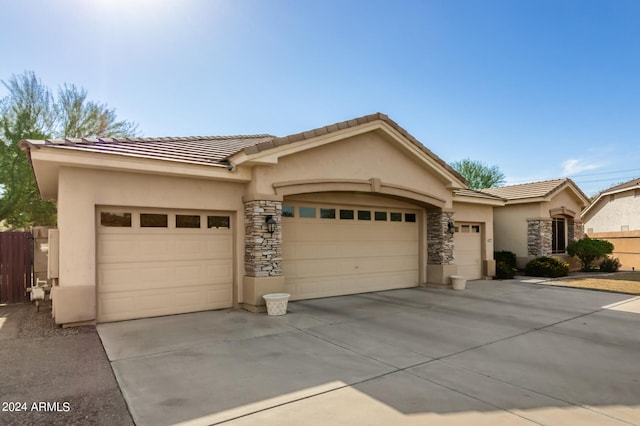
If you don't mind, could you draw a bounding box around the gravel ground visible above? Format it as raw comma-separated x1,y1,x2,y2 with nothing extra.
0,302,134,426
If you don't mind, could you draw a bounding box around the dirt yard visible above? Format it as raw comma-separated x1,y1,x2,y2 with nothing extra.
561,272,640,295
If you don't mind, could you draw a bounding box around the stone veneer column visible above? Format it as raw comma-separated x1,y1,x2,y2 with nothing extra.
244,200,282,277
568,219,584,242
242,195,286,313
527,219,552,257
426,211,457,285
427,211,455,264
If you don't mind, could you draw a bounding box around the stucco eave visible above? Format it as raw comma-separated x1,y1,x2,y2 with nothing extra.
26,147,252,200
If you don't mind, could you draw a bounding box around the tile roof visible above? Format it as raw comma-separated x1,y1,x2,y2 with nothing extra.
597,177,640,194
454,189,506,200
19,112,466,184
21,135,275,167
481,178,580,201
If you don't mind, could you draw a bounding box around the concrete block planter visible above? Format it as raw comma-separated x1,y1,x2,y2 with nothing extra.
450,275,467,291
263,293,290,316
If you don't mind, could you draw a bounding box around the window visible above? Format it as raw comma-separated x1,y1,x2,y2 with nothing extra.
405,213,416,223
460,225,470,232
390,212,402,222
320,208,336,219
299,207,316,218
374,211,387,221
140,213,168,228
551,218,566,254
340,209,354,220
282,206,295,217
176,215,200,228
358,210,371,221
101,212,131,227
471,225,480,233
208,215,230,229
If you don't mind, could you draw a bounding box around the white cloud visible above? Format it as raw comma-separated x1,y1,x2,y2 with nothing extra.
561,159,602,176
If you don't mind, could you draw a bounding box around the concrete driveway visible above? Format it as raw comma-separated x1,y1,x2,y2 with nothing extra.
97,280,640,426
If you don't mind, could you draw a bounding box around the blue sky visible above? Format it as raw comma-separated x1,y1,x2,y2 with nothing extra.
1,0,639,196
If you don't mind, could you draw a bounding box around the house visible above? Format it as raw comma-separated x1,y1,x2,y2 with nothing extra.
20,113,498,326
582,177,640,270
482,179,589,269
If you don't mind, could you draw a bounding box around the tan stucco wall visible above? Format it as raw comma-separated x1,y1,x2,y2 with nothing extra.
589,231,640,270
250,132,454,209
547,188,584,216
492,204,536,260
56,167,246,322
585,191,640,233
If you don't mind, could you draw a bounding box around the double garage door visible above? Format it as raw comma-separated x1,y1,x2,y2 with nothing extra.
282,202,420,300
96,208,233,323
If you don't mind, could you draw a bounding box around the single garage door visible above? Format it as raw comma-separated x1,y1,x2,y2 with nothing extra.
454,223,482,280
96,208,233,322
282,202,419,300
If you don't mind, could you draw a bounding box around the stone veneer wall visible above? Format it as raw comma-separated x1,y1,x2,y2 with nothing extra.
244,200,282,277
527,219,552,256
568,219,584,242
427,211,454,264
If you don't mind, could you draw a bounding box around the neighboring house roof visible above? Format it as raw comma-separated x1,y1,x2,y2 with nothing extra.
582,176,640,220
20,112,467,185
481,178,589,206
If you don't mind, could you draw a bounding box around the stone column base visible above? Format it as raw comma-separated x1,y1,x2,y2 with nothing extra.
425,264,458,287
242,275,286,313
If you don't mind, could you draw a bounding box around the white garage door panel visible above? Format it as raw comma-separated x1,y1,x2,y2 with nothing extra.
99,259,233,292
285,255,417,278
283,239,416,259
97,209,233,323
99,234,231,263
454,228,482,280
292,270,417,300
283,203,419,301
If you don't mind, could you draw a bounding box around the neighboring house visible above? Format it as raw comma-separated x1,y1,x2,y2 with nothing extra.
582,177,640,270
20,113,498,326
483,179,589,269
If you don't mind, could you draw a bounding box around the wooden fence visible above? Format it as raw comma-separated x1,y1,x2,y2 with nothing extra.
0,231,33,304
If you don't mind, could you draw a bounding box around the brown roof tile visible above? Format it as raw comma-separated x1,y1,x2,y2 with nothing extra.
22,135,274,167
481,178,588,202
598,177,640,194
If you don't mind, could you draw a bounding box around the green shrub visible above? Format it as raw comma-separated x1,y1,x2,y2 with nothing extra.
599,256,621,272
525,256,570,278
495,260,517,279
494,251,517,269
567,237,614,272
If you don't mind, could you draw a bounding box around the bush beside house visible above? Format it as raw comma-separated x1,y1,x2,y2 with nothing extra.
494,250,517,279
566,237,614,272
525,256,570,278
